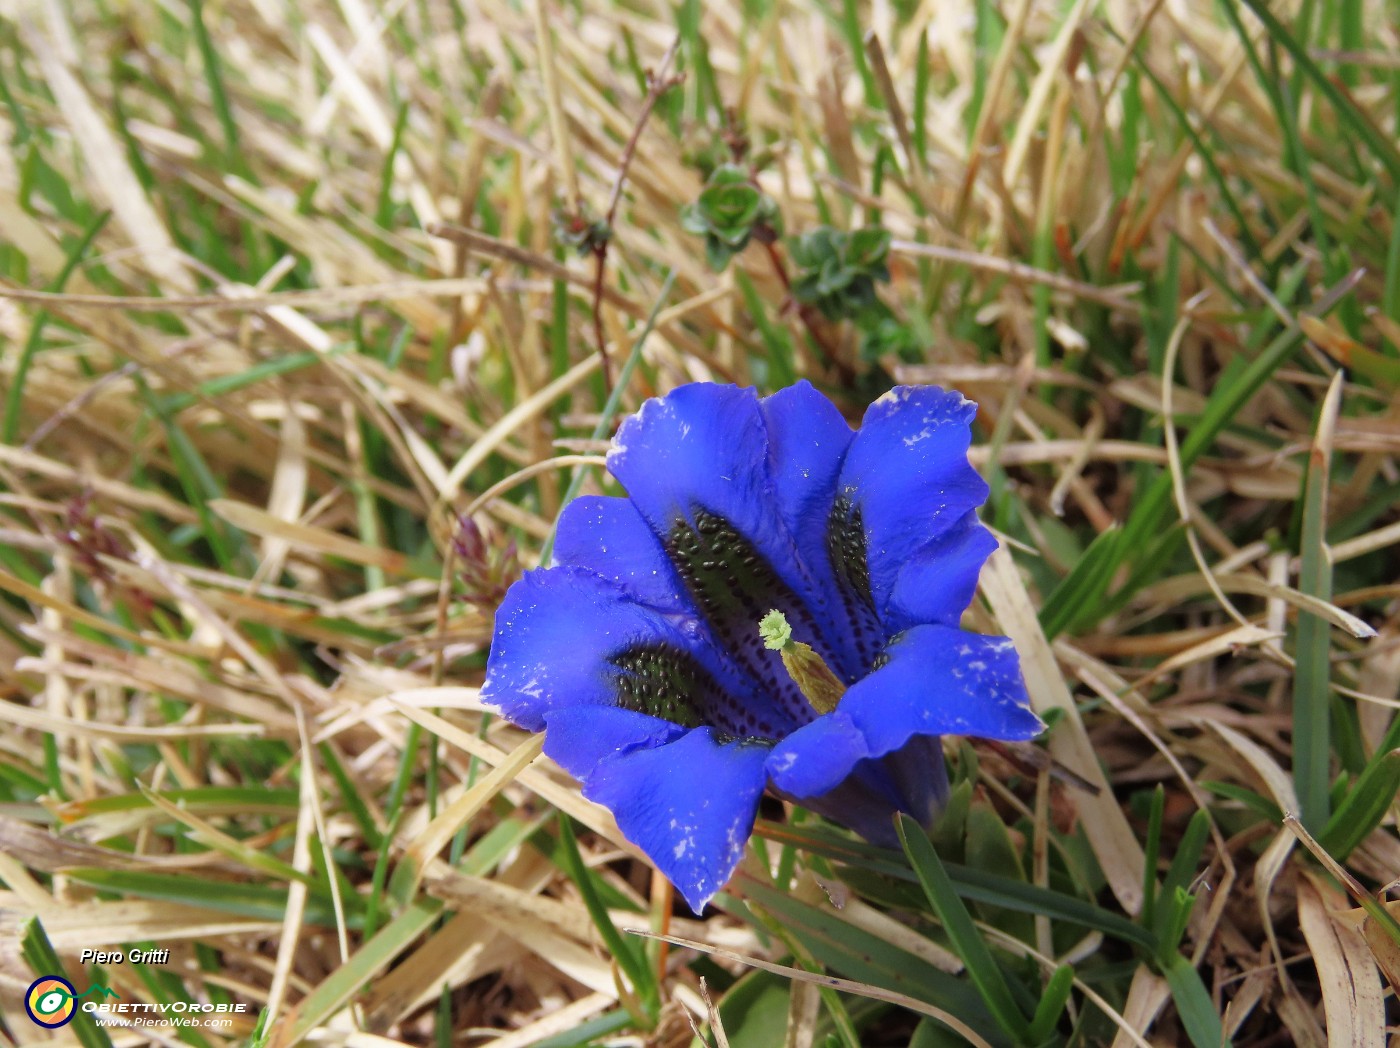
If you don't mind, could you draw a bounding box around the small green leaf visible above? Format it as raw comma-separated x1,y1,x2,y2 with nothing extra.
705,236,736,272
788,224,896,327
847,227,891,270
1024,964,1075,1045
1160,808,1210,902
713,970,792,1048
701,182,762,231
1162,952,1232,1048
706,163,751,188
679,202,709,235
679,164,781,272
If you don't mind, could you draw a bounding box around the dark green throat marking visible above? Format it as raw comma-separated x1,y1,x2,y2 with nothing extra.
608,641,783,738
608,643,709,727
825,494,883,668
664,508,831,725
666,509,803,626
826,495,874,609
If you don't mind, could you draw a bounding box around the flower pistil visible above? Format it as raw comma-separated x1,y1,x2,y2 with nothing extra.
759,609,846,715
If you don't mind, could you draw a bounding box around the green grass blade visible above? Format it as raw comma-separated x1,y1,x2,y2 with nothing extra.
319,743,384,850
1024,964,1074,1046
1295,376,1343,830
838,0,878,106
1159,809,1210,904
279,898,443,1044
3,209,110,445
58,785,299,818
138,379,239,569
1140,785,1165,929
1162,952,1231,1048
756,819,1156,949
1052,319,1308,635
62,867,356,927
1237,0,1400,181
736,877,1003,1033
530,1009,634,1046
556,814,659,1020
187,0,243,170
1038,526,1121,638
156,350,331,413
896,813,1029,1041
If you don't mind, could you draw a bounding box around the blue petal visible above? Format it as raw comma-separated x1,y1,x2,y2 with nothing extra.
606,383,845,713
780,749,946,847
483,567,676,731
552,495,691,611
884,512,999,632
767,624,1043,800
607,385,822,606
876,736,949,827
582,727,772,912
837,386,990,625
765,710,870,799
542,706,686,782
607,384,787,562
777,772,906,846
760,381,880,676
759,380,853,560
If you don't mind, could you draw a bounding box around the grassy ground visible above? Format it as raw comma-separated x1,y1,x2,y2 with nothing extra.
0,0,1398,1044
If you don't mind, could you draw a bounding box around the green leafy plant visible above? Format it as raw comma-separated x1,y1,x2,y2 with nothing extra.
789,225,891,320
680,163,783,270
789,225,919,360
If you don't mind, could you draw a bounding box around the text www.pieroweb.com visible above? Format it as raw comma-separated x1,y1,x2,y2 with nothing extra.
85,1001,248,1028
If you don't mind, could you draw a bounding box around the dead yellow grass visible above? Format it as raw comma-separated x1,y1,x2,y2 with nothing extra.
0,0,1397,1045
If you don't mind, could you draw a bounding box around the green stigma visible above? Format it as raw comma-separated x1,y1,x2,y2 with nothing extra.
759,609,792,650
759,609,846,715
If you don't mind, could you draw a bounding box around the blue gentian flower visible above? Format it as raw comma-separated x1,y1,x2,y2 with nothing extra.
481,382,1043,912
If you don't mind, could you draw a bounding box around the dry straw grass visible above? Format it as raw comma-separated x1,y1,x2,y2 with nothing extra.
0,0,1397,1044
